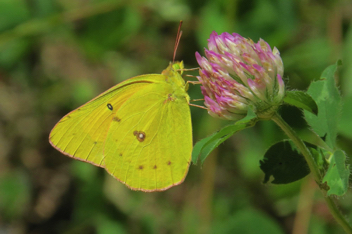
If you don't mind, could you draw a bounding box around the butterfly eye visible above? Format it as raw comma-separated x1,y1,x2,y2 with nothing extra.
107,103,113,110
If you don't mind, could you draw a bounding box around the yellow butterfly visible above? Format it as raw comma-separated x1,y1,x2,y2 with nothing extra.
49,60,192,192
49,21,197,192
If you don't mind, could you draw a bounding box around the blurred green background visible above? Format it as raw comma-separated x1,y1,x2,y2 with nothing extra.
1,0,352,233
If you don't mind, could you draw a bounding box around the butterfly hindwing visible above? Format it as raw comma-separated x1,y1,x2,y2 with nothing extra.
103,78,192,191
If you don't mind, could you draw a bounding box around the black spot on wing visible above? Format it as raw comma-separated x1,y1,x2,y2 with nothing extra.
107,103,113,110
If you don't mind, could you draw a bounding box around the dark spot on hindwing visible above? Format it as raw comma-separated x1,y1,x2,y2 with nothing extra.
133,131,146,142
119,153,123,156
107,103,113,110
153,165,157,169
167,161,171,165
138,165,144,170
113,116,121,122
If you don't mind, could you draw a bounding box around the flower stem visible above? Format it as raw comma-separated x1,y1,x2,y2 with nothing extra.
271,112,352,234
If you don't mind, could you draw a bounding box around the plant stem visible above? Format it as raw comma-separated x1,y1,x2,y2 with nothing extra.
271,112,352,234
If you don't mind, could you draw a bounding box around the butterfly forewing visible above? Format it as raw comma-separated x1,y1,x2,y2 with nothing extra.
49,75,165,167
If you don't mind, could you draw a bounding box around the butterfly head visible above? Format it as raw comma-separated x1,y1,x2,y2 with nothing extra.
162,61,188,93
162,61,184,76
171,61,184,75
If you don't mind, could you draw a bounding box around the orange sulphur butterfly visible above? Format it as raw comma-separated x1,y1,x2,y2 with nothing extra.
49,24,192,192
49,61,192,192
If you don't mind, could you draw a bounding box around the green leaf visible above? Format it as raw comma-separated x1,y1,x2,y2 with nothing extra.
337,95,352,139
259,140,316,184
283,90,318,115
191,134,214,165
198,123,248,165
322,150,350,196
192,123,250,165
192,110,257,165
304,60,342,150
310,147,328,172
236,106,257,124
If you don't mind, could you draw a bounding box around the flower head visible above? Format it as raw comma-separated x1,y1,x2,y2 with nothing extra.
196,32,285,120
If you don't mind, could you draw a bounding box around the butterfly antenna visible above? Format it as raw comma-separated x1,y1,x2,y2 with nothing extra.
173,20,183,63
